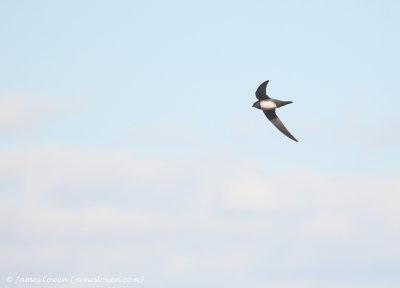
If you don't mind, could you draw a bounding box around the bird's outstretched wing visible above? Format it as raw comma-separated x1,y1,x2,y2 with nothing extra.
255,80,270,100
263,110,298,142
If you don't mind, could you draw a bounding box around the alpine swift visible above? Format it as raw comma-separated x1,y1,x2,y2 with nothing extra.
252,80,298,142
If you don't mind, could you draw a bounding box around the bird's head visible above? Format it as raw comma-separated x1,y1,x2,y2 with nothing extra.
252,101,260,108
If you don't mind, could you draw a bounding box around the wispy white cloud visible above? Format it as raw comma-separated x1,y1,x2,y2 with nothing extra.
163,251,250,276
0,146,399,283
222,172,303,212
0,93,83,134
1,147,399,237
299,213,352,237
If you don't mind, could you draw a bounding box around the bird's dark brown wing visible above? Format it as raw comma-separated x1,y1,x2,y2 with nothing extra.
255,80,270,100
263,110,298,142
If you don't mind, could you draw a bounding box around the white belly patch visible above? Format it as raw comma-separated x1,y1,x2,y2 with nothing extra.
260,100,277,110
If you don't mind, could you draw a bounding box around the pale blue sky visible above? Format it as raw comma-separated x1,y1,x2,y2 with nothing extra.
0,1,399,287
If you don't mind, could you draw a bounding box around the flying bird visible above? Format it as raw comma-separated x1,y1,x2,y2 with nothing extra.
252,80,298,142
